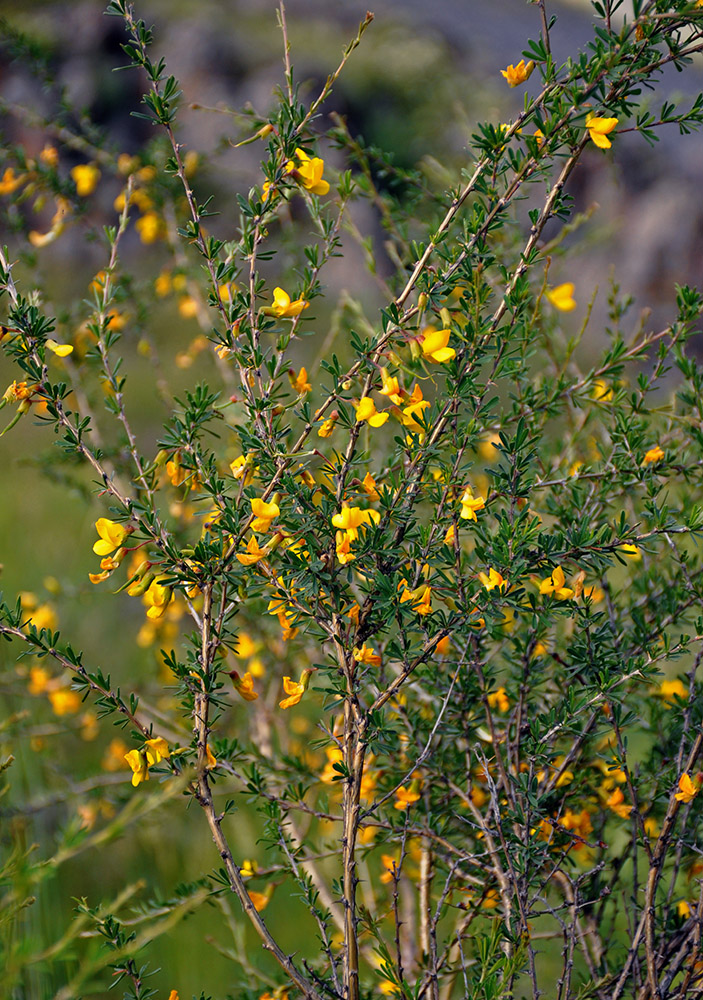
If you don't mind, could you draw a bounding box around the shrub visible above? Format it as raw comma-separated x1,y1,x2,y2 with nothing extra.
3,2,703,998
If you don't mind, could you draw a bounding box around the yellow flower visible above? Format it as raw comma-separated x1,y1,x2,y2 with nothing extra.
478,568,506,592
487,687,510,713
398,580,433,616
317,410,338,437
675,772,699,804
459,488,486,521
678,901,693,919
394,780,422,810
250,497,280,531
380,854,399,884
178,295,198,318
230,670,259,701
659,679,687,704
28,665,51,695
236,534,268,566
361,471,380,501
230,453,257,485
400,384,430,432
500,59,535,87
135,211,165,244
142,579,174,620
279,669,315,709
288,366,311,394
420,326,456,363
606,786,632,818
356,395,389,427
353,644,382,666
3,380,34,403
124,740,170,787
539,566,574,600
248,886,274,912
331,504,380,541
592,379,614,402
335,531,355,565
93,518,130,556
48,688,81,716
0,167,28,195
269,286,309,318
240,858,258,878
379,368,403,404
435,635,451,657
124,748,150,786
620,543,641,560
642,445,664,465
71,163,101,196
286,147,330,195
545,282,576,312
145,737,170,764
46,338,74,357
102,738,129,772
29,196,71,247
443,524,455,545
585,112,619,149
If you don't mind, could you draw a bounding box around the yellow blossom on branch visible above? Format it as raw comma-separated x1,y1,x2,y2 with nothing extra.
675,773,699,804
400,384,430,432
642,445,664,465
356,396,389,427
331,504,380,541
288,366,311,394
268,286,309,318
48,687,81,716
398,580,433,616
317,410,338,437
236,534,268,566
142,579,174,620
479,568,506,592
230,670,259,701
606,786,632,818
620,543,641,560
380,854,399,884
585,112,619,149
124,737,170,787
247,885,274,912
500,59,535,87
420,326,456,364
353,644,382,666
361,471,380,501
545,283,576,312
459,488,485,521
0,167,29,196
71,163,101,196
394,779,422,810
487,687,510,713
335,531,355,565
659,678,687,705
379,368,403,405
279,669,315,709
250,496,280,531
93,518,131,556
135,211,165,244
539,566,574,600
285,147,330,195
46,338,74,357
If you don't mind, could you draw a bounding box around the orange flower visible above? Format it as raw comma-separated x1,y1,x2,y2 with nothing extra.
230,670,259,702
675,773,699,804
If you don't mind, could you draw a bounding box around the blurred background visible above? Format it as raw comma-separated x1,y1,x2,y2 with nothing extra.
1,1,703,996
